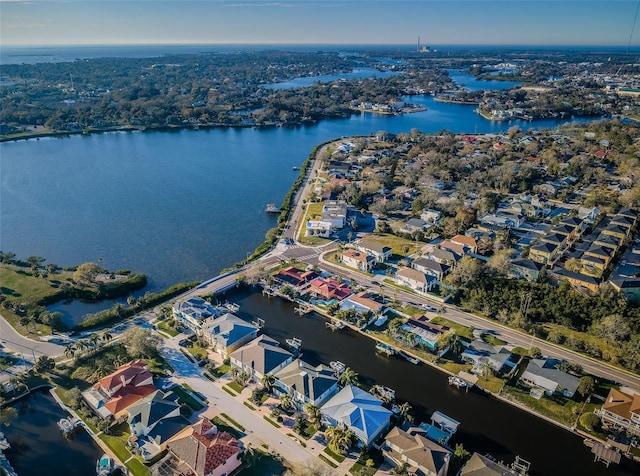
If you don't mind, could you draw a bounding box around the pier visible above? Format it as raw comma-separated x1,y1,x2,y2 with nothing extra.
266,203,281,214
57,417,83,436
294,304,312,316
262,287,277,298
286,337,302,351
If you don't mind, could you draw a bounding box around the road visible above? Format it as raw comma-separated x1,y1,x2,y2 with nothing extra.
0,314,65,360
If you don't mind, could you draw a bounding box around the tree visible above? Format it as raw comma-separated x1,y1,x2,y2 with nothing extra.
324,425,355,455
261,374,275,394
339,367,360,387
577,376,595,398
0,397,18,427
304,402,321,425
395,402,414,424
120,327,161,358
293,413,307,434
437,330,463,356
279,389,296,411
589,314,631,342
34,355,55,374
73,262,100,285
579,412,602,432
240,444,261,468
529,346,542,359
64,343,76,359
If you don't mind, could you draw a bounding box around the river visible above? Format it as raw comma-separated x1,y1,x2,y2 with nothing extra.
2,389,103,476
226,287,637,476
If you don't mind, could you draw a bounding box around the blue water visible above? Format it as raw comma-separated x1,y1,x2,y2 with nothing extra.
266,67,399,89
449,69,522,91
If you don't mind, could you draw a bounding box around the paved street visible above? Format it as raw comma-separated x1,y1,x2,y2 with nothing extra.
0,314,65,360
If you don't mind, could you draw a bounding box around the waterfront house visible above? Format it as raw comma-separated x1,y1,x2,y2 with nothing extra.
461,340,515,374
356,239,392,264
402,315,448,350
340,291,385,314
127,390,190,460
412,257,448,281
520,358,579,397
165,418,242,476
272,266,319,293
595,388,640,436
382,426,451,476
201,313,258,358
510,258,543,282
395,267,436,294
173,297,220,333
342,249,376,272
274,359,339,408
229,335,294,383
320,384,392,447
460,453,519,476
83,359,157,420
308,277,352,301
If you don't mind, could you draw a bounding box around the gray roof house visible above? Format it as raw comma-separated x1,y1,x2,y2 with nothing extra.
510,258,543,282
274,359,338,408
356,239,392,263
429,249,459,267
461,340,515,374
412,257,449,281
172,296,221,332
229,335,294,382
321,384,392,447
520,358,579,397
202,313,258,358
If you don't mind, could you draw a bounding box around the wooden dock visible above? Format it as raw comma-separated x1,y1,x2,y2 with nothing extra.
326,320,346,331
294,304,312,316
375,342,396,357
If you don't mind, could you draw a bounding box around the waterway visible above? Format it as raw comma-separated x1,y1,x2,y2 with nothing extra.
2,389,103,476
226,287,637,476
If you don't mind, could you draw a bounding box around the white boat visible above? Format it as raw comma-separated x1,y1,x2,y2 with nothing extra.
57,417,82,435
330,360,346,375
286,337,302,350
223,302,240,313
448,375,468,389
96,454,114,475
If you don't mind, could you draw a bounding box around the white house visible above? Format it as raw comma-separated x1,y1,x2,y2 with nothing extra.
356,239,392,264
306,220,333,238
342,249,375,272
172,297,221,333
321,200,348,228
395,267,435,294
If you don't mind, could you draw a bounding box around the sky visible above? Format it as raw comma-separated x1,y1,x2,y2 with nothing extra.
1,0,639,47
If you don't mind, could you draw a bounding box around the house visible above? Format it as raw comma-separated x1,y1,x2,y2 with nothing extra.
420,209,441,225
602,224,630,241
616,208,638,223
510,258,543,282
520,358,580,397
551,267,601,293
272,266,319,292
412,257,448,281
539,233,567,247
340,291,385,314
595,388,640,436
83,360,157,419
593,233,623,252
549,224,577,241
165,418,242,476
429,249,459,267
439,240,466,257
583,244,613,268
306,220,333,238
356,239,392,264
559,215,583,229
274,360,339,408
308,277,352,300
382,427,451,476
127,390,190,460
395,267,435,294
580,254,606,276
320,384,392,447
229,335,294,383
202,313,258,358
342,249,375,272
173,297,220,333
461,340,515,374
529,242,559,265
577,206,600,223
402,315,448,350
404,218,428,233
610,214,635,231
321,200,348,228
609,278,640,304
460,453,519,476
451,234,478,254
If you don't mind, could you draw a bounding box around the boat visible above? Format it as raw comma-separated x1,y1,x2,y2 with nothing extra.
223,302,240,313
96,454,114,475
330,360,346,375
292,166,301,170
375,341,395,356
326,320,345,331
373,385,396,401
448,375,468,389
266,203,281,213
57,417,82,435
399,351,420,365
286,337,302,350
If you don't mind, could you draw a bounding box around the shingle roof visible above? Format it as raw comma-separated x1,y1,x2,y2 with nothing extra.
384,427,451,474
126,390,180,429
602,389,640,420
229,335,293,376
460,452,518,476
275,360,337,403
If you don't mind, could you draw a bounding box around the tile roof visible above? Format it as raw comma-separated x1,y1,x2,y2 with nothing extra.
96,359,152,394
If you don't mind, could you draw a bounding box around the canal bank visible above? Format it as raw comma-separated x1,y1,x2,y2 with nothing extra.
221,286,637,476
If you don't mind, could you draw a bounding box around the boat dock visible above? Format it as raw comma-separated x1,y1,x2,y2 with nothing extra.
399,350,420,364
222,301,240,313
266,203,281,213
286,337,302,351
373,385,396,402
294,304,313,316
330,360,346,375
262,287,277,298
251,317,265,329
57,417,83,436
375,341,396,357
326,320,346,331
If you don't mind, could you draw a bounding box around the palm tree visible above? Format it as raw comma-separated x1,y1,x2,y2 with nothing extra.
240,444,260,468
261,374,275,394
76,339,88,356
279,389,296,411
64,343,76,359
101,331,113,345
304,402,321,425
339,367,360,387
478,358,494,378
396,402,414,424
325,426,355,455
90,333,101,349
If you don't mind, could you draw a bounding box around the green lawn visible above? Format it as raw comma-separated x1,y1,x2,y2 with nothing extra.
501,384,583,426
263,415,280,428
187,344,208,361
482,334,507,346
319,454,339,468
227,381,245,394
350,462,378,476
323,447,346,463
238,451,288,476
211,416,244,438
125,457,150,476
220,412,246,431
431,317,474,340
171,385,205,410
157,320,180,337
0,266,71,302
361,233,422,258
99,422,132,463
0,354,20,370
477,374,505,393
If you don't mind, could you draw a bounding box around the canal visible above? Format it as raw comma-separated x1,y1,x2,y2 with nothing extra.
225,287,637,476
3,389,102,476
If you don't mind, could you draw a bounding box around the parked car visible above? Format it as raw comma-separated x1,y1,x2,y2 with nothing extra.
198,359,209,367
